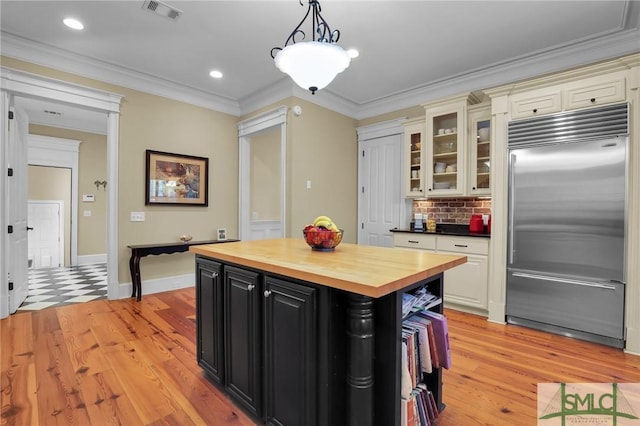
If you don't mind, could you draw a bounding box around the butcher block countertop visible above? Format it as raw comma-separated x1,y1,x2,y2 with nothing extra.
189,238,466,298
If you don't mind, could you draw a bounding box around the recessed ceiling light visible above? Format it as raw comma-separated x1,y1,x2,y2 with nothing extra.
209,70,223,79
347,49,360,59
63,18,84,30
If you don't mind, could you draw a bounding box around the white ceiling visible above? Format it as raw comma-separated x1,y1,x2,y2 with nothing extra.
1,1,639,133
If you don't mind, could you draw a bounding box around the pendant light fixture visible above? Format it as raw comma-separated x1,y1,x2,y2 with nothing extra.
271,0,351,95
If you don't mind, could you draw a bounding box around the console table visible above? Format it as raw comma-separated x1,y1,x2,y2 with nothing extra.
128,239,238,301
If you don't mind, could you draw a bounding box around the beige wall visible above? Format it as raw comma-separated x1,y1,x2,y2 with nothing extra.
250,130,281,221
29,125,108,258
2,56,239,285
287,99,358,241
27,165,71,266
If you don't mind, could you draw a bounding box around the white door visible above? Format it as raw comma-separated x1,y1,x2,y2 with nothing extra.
358,133,403,247
8,107,29,313
28,201,63,269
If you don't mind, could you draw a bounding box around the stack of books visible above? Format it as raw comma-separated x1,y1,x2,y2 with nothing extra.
402,287,442,319
402,385,439,426
401,308,451,426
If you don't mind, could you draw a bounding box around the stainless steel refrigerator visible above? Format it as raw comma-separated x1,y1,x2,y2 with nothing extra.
506,103,628,348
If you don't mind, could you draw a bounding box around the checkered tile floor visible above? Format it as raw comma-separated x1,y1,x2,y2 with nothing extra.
18,263,107,311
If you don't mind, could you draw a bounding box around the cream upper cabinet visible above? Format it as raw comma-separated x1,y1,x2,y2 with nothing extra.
509,71,627,120
402,119,425,198
425,98,466,196
563,72,626,111
467,103,492,196
510,87,562,120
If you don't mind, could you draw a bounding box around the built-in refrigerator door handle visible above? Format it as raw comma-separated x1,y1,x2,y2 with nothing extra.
512,272,618,290
508,153,517,265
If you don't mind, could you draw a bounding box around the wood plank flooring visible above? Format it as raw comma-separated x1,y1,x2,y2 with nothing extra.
2,288,639,425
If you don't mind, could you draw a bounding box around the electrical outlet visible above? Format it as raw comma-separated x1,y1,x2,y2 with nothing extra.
130,212,145,222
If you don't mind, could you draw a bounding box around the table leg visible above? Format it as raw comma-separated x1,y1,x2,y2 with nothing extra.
347,293,375,425
133,256,142,301
129,253,137,298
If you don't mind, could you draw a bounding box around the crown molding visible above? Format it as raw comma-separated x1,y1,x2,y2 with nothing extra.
350,26,640,120
2,20,639,122
238,76,360,119
1,32,242,116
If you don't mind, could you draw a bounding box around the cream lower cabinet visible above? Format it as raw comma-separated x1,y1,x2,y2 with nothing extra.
393,233,489,315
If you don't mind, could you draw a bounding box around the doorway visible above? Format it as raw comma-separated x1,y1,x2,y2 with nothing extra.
0,67,122,319
238,106,288,240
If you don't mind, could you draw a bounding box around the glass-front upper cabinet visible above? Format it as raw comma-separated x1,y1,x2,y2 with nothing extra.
403,118,425,197
424,97,466,196
468,103,491,196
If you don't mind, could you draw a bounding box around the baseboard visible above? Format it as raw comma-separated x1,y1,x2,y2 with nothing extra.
117,273,195,299
77,253,107,265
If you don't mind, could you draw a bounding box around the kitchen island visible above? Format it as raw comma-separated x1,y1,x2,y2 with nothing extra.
190,238,466,426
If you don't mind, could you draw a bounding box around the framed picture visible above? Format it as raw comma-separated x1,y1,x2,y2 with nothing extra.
217,228,227,241
145,150,208,206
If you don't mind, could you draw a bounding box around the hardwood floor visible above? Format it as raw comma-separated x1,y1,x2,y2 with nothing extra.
2,288,639,425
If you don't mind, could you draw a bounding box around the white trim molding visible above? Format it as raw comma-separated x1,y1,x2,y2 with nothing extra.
77,254,108,265
118,273,195,299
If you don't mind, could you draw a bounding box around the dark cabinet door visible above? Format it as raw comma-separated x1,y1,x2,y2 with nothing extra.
224,266,262,417
195,257,224,384
263,276,317,426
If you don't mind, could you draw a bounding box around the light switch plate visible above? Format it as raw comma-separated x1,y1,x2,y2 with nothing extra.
130,212,145,222
82,194,95,202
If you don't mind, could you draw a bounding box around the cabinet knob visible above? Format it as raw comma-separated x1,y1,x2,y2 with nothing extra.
247,284,255,291
264,290,271,298
211,272,219,278
533,108,538,113
472,186,476,190
590,98,596,103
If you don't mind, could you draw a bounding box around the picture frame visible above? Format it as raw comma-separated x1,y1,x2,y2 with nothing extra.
217,228,227,241
145,150,208,206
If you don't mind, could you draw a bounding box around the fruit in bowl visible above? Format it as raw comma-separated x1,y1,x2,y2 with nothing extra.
303,215,344,251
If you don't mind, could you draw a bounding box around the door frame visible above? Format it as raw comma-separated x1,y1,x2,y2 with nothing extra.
356,119,410,245
237,106,288,241
1,67,122,318
28,200,64,269
28,135,81,265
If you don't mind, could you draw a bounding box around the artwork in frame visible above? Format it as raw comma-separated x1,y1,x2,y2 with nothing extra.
145,150,208,206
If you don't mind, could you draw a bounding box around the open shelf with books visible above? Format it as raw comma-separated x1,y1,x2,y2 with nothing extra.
373,273,447,426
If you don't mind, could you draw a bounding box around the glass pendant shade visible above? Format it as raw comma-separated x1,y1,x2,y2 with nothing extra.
274,41,351,94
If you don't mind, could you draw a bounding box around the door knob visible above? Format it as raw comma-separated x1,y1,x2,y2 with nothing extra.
26,226,34,231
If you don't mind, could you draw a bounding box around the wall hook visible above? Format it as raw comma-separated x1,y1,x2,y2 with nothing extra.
94,180,107,190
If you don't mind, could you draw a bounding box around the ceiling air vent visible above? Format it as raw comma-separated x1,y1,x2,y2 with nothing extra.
142,0,183,22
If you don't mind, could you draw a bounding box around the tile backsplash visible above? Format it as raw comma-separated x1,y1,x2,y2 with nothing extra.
413,197,492,224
